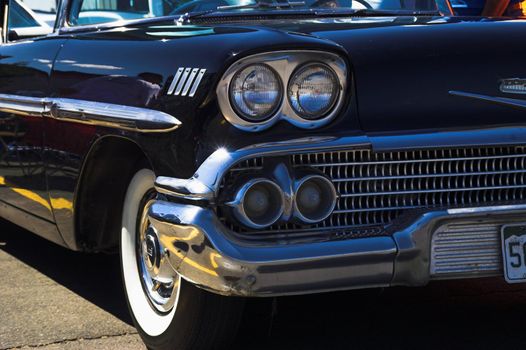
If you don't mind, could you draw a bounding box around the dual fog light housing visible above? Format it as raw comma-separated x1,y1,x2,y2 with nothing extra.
225,171,338,229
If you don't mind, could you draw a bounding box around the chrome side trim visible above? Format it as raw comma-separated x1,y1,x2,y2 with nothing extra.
216,51,348,132
0,94,181,133
48,98,181,133
449,90,526,111
0,94,45,117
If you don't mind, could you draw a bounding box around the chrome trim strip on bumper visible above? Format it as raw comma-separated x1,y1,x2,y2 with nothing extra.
148,202,526,297
0,94,181,133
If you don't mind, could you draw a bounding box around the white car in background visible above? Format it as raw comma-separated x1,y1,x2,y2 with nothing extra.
21,0,58,27
9,0,53,39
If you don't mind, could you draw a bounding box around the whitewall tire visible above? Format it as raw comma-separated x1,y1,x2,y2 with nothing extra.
120,168,244,350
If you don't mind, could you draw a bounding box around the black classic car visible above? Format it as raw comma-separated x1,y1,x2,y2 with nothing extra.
1,0,526,349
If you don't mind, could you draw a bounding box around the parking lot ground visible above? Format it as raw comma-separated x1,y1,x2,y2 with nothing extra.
13,335,145,350
0,220,142,350
3,218,526,350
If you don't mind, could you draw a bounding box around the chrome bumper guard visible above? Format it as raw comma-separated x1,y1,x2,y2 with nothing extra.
148,201,526,297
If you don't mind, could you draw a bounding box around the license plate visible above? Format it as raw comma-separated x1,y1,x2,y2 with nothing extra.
501,224,526,283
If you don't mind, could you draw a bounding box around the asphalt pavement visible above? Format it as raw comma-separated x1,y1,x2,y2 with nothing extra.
2,219,526,350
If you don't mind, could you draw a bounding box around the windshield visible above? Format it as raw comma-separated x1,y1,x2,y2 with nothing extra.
68,0,439,26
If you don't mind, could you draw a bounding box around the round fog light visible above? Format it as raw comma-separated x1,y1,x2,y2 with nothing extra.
294,175,337,224
228,178,284,229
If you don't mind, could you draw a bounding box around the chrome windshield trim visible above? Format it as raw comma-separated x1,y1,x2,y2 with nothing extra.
0,94,181,133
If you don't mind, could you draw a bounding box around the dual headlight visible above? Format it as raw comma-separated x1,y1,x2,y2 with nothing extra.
217,51,348,132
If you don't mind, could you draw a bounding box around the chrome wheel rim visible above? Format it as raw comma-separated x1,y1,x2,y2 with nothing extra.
137,198,179,314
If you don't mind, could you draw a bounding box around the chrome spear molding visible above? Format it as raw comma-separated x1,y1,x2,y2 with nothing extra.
0,94,181,133
449,90,526,111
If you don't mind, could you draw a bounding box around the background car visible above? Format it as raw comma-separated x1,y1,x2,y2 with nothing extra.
18,0,58,26
8,0,52,39
449,0,485,15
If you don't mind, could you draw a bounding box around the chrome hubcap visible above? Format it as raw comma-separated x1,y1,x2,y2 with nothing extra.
142,228,159,270
137,200,179,313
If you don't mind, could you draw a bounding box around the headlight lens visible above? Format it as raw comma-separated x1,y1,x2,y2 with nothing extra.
230,64,282,122
288,63,339,120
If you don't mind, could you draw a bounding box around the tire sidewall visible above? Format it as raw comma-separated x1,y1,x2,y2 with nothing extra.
120,168,181,338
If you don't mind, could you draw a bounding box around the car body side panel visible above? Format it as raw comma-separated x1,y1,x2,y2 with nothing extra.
0,37,67,245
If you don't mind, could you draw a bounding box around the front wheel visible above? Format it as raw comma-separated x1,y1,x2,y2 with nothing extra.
120,168,244,350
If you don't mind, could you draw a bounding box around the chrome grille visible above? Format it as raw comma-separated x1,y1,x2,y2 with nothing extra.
219,146,526,238
430,221,504,276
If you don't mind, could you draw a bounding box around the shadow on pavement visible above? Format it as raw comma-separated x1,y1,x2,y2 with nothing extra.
236,280,526,350
3,219,526,349
0,219,133,326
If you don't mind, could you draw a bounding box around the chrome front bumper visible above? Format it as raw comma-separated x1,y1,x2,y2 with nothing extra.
148,201,526,297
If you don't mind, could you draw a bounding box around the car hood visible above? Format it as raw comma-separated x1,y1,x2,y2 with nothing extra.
227,16,526,132
55,15,526,134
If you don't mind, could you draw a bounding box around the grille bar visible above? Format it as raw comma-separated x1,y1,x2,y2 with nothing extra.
220,145,526,239
339,185,526,198
332,169,526,182
305,153,526,167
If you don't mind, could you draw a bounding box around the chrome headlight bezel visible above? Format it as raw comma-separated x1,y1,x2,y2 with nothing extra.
216,51,348,132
